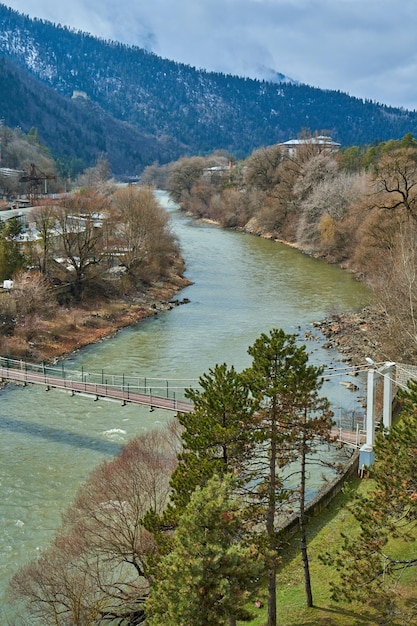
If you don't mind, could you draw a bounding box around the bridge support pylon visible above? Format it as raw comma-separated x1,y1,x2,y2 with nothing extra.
359,361,395,471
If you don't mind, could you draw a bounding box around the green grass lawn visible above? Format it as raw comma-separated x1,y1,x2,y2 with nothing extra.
239,477,416,625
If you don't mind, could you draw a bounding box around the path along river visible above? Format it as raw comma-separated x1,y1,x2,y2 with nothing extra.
0,191,371,620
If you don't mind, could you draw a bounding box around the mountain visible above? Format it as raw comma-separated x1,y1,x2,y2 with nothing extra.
1,3,417,176
0,56,183,175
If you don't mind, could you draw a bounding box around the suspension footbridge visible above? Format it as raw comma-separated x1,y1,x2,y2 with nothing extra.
0,356,195,414
0,356,406,450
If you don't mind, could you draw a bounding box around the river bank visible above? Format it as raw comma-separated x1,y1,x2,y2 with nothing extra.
313,305,387,367
0,271,192,364
0,203,373,367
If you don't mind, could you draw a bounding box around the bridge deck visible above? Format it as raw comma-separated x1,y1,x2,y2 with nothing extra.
332,426,366,448
0,359,365,446
0,365,194,413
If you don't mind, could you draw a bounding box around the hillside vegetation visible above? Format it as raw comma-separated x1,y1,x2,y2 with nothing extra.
0,56,181,177
154,132,417,363
2,3,417,174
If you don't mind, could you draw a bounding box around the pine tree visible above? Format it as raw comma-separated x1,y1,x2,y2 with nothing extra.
148,363,257,532
323,380,417,623
243,328,332,623
145,474,264,626
146,330,333,625
277,356,333,608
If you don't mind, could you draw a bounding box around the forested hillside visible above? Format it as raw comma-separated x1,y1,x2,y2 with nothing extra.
0,57,182,176
2,3,417,175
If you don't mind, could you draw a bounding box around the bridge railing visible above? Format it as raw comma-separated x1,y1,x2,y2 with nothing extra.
0,356,201,402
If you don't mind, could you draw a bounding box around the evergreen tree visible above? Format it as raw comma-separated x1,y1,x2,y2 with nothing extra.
323,380,417,624
243,328,331,623
145,363,257,536
276,355,333,608
145,474,264,626
0,217,26,281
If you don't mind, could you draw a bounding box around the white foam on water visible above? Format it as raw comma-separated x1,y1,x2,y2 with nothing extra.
101,428,127,440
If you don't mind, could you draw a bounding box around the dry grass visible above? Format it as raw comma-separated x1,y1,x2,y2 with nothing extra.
0,274,191,362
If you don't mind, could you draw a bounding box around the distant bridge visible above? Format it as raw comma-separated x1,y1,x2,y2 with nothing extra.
0,356,195,414
0,356,369,448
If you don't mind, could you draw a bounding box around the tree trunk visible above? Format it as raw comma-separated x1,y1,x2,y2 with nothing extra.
267,407,278,626
300,515,313,607
73,268,83,301
267,564,277,626
300,434,313,607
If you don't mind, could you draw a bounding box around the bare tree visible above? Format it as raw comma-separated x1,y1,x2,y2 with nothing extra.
167,156,206,209
244,144,284,191
54,191,110,299
370,216,417,360
293,152,339,203
296,170,368,255
11,270,55,316
110,186,179,287
140,163,170,189
372,148,417,221
76,155,112,190
211,187,262,228
10,427,178,625
29,203,58,274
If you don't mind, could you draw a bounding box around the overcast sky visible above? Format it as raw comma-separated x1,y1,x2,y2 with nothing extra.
4,0,417,110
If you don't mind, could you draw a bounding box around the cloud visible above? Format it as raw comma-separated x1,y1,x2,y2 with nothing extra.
5,0,417,109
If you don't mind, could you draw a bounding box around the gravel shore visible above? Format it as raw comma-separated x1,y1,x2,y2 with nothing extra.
313,306,386,368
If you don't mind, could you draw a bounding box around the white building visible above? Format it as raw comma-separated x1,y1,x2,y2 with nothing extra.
280,135,341,157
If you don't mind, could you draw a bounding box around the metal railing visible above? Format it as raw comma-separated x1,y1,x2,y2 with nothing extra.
0,356,198,412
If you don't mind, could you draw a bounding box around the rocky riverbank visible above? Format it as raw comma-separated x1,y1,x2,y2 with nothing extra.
313,305,388,368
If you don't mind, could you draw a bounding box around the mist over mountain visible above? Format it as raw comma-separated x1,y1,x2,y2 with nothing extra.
1,3,417,176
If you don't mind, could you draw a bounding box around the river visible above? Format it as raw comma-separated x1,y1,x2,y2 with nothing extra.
0,191,370,621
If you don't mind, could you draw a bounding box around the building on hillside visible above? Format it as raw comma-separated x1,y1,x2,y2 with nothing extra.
0,167,23,178
202,163,233,182
280,135,341,157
